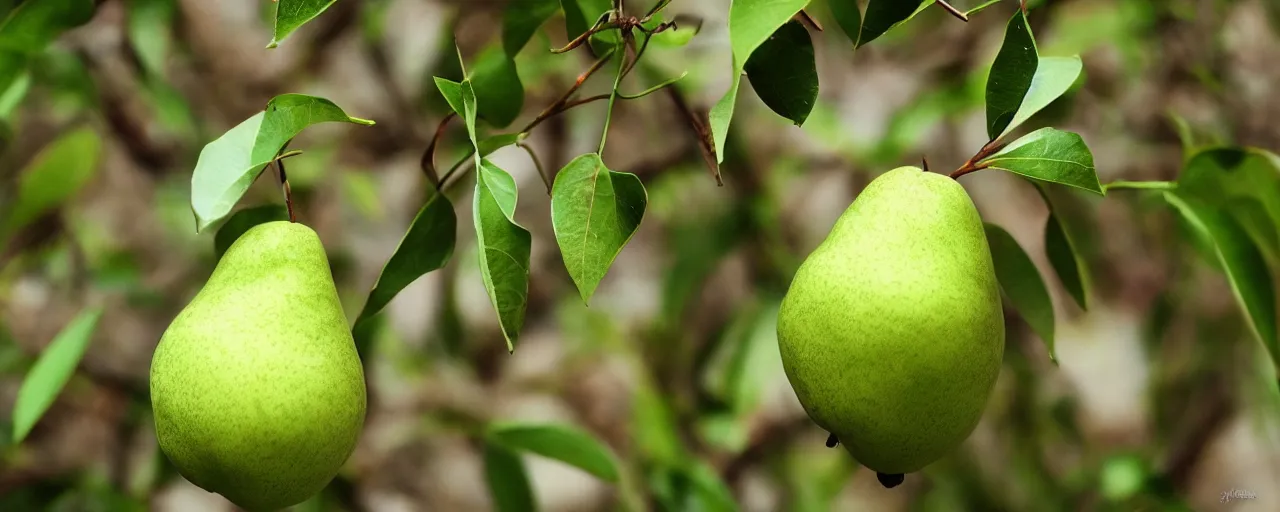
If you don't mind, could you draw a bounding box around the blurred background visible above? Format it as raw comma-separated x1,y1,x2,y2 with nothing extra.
2,0,1280,510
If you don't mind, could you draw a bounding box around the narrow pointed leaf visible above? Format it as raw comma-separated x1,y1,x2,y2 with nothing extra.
998,56,1082,140
551,154,647,304
985,224,1056,362
213,204,289,260
979,128,1102,195
269,0,338,48
828,0,861,45
1045,212,1088,310
858,0,929,47
474,161,531,352
1178,147,1280,262
469,46,524,128
1164,192,1279,369
744,20,817,126
710,0,810,162
986,9,1038,139
0,0,94,53
487,423,620,482
484,442,537,512
13,308,103,443
434,77,466,120
1,126,101,238
356,193,457,328
503,0,559,55
190,94,374,231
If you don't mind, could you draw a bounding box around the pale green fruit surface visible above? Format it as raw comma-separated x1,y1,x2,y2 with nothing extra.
150,221,366,511
777,167,1004,474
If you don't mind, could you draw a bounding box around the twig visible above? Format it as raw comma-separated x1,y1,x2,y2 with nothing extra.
935,0,970,22
598,35,631,154
950,139,1008,179
276,159,296,223
553,14,618,54
665,86,722,185
524,49,618,134
421,113,457,187
517,142,552,195
797,9,825,31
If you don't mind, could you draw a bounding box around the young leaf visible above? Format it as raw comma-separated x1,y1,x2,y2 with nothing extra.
986,9,1038,140
858,0,930,47
978,128,1102,195
743,20,817,126
474,161,532,352
828,0,861,45
710,0,810,163
1,126,101,238
12,308,103,443
984,224,1056,362
997,56,1082,140
484,442,538,512
434,77,466,120
355,192,457,328
1163,192,1279,369
503,0,560,56
189,94,374,232
550,154,647,304
268,0,338,48
469,45,525,128
0,0,94,53
213,204,289,260
487,423,620,482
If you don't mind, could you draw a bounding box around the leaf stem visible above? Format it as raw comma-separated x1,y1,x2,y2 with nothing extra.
275,159,296,223
1103,180,1178,192
599,43,629,154
950,139,1008,180
421,112,456,187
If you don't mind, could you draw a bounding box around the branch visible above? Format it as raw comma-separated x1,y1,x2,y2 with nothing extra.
950,139,1008,179
935,0,970,22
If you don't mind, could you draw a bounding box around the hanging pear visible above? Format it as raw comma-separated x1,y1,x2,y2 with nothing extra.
150,221,366,511
777,167,1004,482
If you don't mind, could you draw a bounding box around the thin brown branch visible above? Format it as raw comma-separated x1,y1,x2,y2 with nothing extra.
421,113,457,187
665,86,722,185
797,9,825,31
949,139,1008,180
935,0,970,22
523,49,618,134
517,142,553,195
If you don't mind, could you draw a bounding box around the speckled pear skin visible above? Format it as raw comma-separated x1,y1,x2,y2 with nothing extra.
150,221,366,512
777,167,1004,474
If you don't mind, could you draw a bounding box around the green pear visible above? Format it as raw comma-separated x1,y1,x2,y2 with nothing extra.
150,221,366,511
777,167,1004,477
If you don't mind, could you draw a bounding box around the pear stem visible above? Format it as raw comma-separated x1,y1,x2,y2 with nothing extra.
275,159,297,223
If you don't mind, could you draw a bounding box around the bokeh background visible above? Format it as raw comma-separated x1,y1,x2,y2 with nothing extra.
2,0,1280,510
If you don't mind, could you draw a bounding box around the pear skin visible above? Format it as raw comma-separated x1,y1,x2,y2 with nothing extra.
777,167,1004,475
150,221,366,511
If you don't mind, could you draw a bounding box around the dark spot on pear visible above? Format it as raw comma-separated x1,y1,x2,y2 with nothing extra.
825,433,839,448
877,472,904,489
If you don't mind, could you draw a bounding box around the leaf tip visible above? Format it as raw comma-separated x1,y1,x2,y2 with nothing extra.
350,117,376,126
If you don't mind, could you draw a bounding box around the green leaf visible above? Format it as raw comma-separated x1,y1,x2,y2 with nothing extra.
710,0,811,163
213,204,289,260
479,133,523,156
503,0,559,56
550,154,647,304
1163,192,1279,370
1177,147,1280,262
985,224,1056,362
828,0,861,45
434,77,466,120
268,0,338,48
355,192,457,328
1045,211,1088,310
484,442,538,512
474,161,532,352
487,423,620,482
979,128,1102,195
189,94,374,232
743,20,817,126
997,56,1082,140
12,308,102,443
644,14,699,47
125,0,174,77
1,126,101,238
469,45,525,128
0,68,27,119
0,0,94,53
986,9,1038,139
858,0,929,47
